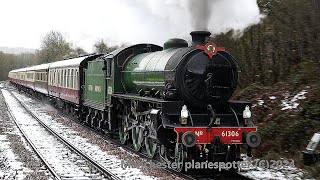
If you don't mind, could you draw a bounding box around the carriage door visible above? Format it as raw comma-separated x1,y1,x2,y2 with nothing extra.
83,60,106,110
104,58,113,106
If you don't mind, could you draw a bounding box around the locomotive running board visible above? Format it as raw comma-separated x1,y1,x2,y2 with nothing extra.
112,93,181,103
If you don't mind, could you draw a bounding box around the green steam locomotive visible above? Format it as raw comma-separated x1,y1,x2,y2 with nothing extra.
9,31,260,172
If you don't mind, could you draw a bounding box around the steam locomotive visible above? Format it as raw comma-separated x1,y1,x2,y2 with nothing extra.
8,31,260,172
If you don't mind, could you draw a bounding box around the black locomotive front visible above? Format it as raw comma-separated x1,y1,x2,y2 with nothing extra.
174,31,239,109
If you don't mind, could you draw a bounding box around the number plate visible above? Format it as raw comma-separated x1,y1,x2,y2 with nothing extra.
221,130,239,137
175,127,257,144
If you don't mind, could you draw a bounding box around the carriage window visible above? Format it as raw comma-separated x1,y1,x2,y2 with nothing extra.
61,70,63,87
59,70,61,86
56,71,57,85
64,70,66,87
55,70,57,86
65,69,67,87
68,69,71,88
75,69,79,89
50,71,52,85
64,69,67,87
60,69,63,87
60,70,63,87
71,69,74,89
65,69,69,87
53,70,55,85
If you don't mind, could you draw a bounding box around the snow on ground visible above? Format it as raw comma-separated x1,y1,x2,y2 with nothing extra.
0,135,25,179
238,155,315,180
269,96,276,100
281,90,308,111
258,99,264,106
2,89,105,179
252,89,308,111
252,99,265,107
12,91,168,180
0,88,50,180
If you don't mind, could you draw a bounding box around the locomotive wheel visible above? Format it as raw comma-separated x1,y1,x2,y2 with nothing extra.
132,126,143,151
145,137,157,158
175,144,185,172
145,116,158,158
119,108,129,144
159,145,170,163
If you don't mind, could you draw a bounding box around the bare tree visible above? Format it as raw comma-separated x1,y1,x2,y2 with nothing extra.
93,39,119,54
65,47,87,58
38,31,72,63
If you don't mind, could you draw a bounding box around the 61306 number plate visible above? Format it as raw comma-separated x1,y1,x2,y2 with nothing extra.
175,127,257,144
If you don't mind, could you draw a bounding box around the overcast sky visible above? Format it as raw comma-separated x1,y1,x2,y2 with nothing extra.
0,0,263,53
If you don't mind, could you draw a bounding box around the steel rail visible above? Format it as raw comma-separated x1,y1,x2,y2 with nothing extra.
4,92,62,180
9,91,121,180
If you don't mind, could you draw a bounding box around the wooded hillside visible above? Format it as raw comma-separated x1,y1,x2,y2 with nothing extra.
211,0,320,177
212,0,320,87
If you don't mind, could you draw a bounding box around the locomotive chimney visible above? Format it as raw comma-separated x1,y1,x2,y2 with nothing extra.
190,31,211,46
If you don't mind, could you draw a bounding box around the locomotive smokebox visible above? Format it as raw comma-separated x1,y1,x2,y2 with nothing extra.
190,31,211,46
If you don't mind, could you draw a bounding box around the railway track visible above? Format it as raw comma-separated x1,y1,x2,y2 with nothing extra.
3,89,121,180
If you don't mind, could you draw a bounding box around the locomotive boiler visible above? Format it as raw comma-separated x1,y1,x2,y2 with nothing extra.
122,31,238,109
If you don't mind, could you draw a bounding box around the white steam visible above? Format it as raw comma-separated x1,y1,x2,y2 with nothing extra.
124,0,264,44
188,0,211,30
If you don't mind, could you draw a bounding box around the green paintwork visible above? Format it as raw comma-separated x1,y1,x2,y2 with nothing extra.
122,48,181,93
84,60,106,110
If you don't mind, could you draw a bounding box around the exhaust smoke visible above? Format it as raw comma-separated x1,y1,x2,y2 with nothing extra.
187,0,212,30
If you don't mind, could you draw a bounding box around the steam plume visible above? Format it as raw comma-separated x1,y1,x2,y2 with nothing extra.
188,0,212,30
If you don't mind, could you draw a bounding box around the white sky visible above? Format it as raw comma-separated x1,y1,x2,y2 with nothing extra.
0,0,263,53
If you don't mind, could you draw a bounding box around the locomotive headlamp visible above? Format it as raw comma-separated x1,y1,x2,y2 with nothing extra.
181,131,197,147
243,105,252,119
181,105,189,125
